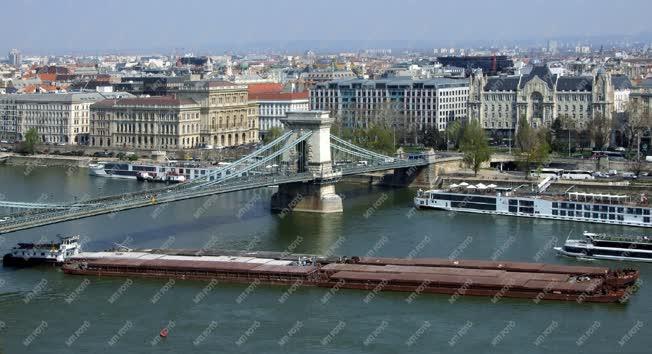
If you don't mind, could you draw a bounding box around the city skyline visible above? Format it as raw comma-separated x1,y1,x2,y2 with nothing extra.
2,0,652,55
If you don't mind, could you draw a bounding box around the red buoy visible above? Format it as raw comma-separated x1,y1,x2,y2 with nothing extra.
160,328,169,337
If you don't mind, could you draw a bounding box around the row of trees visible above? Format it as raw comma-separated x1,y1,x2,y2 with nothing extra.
549,100,651,158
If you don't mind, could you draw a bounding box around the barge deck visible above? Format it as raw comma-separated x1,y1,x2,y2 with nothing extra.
62,249,640,304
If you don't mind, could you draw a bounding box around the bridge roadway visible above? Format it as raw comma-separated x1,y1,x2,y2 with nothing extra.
0,158,431,234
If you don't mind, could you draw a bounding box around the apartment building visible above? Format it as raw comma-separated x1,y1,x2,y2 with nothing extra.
0,92,132,144
311,78,469,131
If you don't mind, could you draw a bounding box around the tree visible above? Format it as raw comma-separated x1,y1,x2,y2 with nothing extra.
460,120,491,176
589,112,611,150
515,117,550,178
22,128,39,155
366,125,394,154
551,114,576,156
419,126,446,150
337,125,394,155
263,127,283,144
622,100,652,160
445,120,464,150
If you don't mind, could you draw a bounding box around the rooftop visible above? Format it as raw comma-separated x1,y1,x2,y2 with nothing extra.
92,96,198,108
316,77,469,90
0,91,134,103
249,91,309,101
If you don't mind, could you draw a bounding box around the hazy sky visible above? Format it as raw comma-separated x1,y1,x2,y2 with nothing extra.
2,0,650,54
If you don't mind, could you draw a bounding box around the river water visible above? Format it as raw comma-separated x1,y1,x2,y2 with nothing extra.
0,164,650,353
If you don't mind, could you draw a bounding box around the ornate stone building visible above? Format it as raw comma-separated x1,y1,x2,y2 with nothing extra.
90,96,201,150
173,80,259,147
468,66,617,134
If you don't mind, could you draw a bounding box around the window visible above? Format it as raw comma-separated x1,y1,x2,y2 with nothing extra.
552,210,558,216
584,212,590,218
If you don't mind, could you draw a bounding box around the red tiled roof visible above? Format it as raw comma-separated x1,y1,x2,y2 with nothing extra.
21,84,68,93
249,91,309,101
38,73,57,82
247,82,283,94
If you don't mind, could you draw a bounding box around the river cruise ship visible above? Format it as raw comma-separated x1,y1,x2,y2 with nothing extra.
414,183,651,228
88,161,220,182
555,232,652,262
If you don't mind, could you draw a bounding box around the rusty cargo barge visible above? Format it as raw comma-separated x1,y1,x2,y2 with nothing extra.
62,249,640,303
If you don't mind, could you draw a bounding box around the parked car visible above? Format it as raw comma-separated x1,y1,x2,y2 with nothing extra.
592,171,609,178
622,172,638,180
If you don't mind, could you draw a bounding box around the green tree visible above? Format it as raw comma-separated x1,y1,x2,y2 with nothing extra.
263,127,284,144
516,117,550,178
22,128,39,155
460,120,491,176
336,125,395,155
445,120,464,150
366,125,395,155
419,126,446,150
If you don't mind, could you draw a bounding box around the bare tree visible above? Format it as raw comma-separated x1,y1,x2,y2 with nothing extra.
589,111,611,150
623,100,652,160
557,114,577,157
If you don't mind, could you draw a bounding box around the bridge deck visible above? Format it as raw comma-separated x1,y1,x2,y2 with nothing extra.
0,159,436,234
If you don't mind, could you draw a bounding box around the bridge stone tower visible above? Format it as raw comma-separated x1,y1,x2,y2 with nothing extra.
270,111,343,213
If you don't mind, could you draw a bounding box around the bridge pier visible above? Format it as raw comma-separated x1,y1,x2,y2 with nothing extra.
381,156,461,189
271,182,342,214
270,111,343,214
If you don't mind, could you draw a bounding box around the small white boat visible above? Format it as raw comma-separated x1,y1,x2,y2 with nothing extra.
3,235,81,266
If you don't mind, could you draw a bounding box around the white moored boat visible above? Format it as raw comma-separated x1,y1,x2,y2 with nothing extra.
89,161,220,182
555,232,652,262
414,183,652,228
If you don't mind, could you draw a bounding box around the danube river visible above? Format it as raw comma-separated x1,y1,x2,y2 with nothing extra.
0,164,650,353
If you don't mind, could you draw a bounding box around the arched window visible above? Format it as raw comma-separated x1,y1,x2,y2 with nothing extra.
530,92,543,120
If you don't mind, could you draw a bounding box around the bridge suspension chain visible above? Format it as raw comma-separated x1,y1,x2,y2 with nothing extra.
192,130,314,189
330,135,394,161
187,129,296,185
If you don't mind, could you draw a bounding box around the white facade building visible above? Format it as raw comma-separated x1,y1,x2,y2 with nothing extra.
0,92,133,144
311,78,469,131
249,92,309,136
